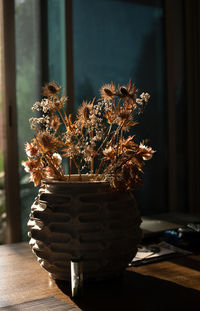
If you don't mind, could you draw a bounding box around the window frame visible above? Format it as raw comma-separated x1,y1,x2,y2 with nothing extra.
184,0,200,215
0,0,21,243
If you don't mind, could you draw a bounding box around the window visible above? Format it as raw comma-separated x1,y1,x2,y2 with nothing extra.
15,0,67,239
15,0,42,240
72,0,167,215
1,0,199,243
47,0,66,88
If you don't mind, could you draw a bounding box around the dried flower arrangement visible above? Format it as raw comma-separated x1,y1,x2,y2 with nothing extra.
22,81,155,191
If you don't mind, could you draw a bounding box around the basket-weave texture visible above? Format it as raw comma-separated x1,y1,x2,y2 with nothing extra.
28,178,142,281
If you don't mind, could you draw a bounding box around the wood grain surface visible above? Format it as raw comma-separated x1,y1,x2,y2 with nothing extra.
0,297,81,311
0,243,200,310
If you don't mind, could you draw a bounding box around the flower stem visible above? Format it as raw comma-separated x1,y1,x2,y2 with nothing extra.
45,154,65,180
91,156,94,176
34,136,65,180
96,123,112,154
72,157,82,179
58,110,68,131
94,158,105,178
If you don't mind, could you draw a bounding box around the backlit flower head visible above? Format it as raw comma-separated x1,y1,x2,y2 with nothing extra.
29,169,44,187
51,100,63,111
77,100,94,123
42,81,61,97
22,159,40,173
52,153,62,165
49,115,61,131
140,92,150,102
118,86,130,98
117,111,136,130
37,131,59,154
138,143,155,160
100,83,116,100
103,146,115,160
25,142,39,157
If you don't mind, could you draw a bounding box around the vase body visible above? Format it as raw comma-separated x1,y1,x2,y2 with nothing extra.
28,176,142,281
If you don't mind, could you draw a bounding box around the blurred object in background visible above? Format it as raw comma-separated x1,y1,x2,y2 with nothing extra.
0,17,6,244
0,172,6,244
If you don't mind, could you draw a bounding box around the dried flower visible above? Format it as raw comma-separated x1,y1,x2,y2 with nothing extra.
43,166,56,179
23,80,155,192
140,92,150,102
77,100,93,122
100,83,116,100
139,143,155,160
42,81,61,97
22,159,40,173
117,111,135,130
51,100,64,111
52,153,62,165
119,86,130,98
49,115,61,131
32,101,42,111
37,132,59,154
103,146,115,160
25,142,39,157
29,169,44,187
136,98,143,105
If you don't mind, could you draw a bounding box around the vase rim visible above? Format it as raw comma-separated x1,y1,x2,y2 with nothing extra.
42,174,109,185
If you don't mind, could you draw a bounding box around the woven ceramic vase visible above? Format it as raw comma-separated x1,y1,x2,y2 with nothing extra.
28,175,142,281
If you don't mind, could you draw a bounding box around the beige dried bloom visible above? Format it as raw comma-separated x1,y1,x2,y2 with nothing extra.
49,115,61,131
42,81,61,97
51,100,63,111
52,153,62,165
37,132,59,154
138,143,155,160
25,142,39,157
117,111,136,130
77,100,93,123
100,83,116,100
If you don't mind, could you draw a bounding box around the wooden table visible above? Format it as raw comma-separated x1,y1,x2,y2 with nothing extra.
0,243,200,310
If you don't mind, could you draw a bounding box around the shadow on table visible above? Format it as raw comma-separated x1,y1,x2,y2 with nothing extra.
56,270,200,311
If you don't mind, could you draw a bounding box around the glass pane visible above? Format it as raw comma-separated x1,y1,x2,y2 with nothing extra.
73,0,166,215
47,0,66,89
15,0,41,240
0,10,6,244
47,0,67,170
